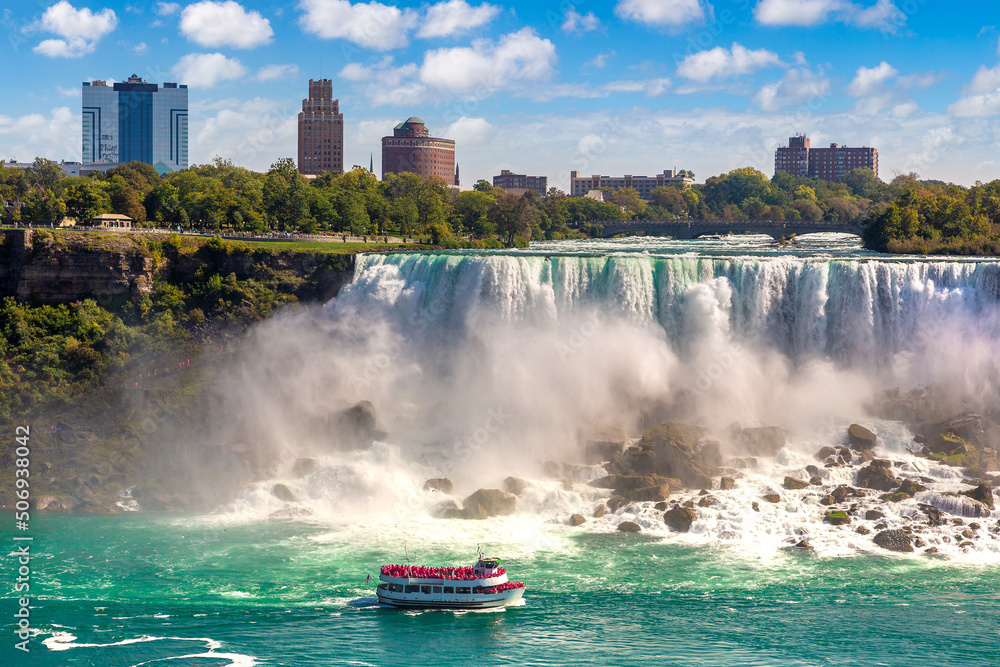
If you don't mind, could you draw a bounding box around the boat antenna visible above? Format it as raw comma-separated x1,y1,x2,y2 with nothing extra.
405,544,410,565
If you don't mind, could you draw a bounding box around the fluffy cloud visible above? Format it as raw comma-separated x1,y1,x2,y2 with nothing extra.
754,0,905,32
156,2,181,15
180,1,273,48
754,67,831,111
420,28,556,92
602,78,672,97
192,97,298,167
0,107,79,161
444,116,494,145
417,1,500,38
562,9,600,33
257,64,300,82
948,65,1000,117
676,43,781,82
615,0,709,28
339,58,427,106
31,1,118,58
172,53,248,88
297,0,418,51
846,61,898,97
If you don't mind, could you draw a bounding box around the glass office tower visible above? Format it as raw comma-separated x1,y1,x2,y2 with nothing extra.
83,74,188,174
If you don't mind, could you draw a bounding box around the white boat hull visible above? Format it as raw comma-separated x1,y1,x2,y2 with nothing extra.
376,585,524,609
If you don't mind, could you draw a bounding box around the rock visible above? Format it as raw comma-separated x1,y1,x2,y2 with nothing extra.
291,458,319,478
654,501,668,511
738,426,788,457
143,492,173,511
857,460,901,492
663,507,697,532
831,486,850,503
729,457,758,469
423,478,454,494
913,537,926,548
719,476,735,490
794,540,813,550
35,496,63,511
336,400,383,445
502,477,528,496
839,449,853,464
961,482,994,510
698,441,724,468
271,484,297,502
593,505,606,518
783,476,809,490
806,465,821,477
610,422,715,489
584,439,625,464
860,451,875,462
617,521,642,533
820,494,836,505
434,500,463,518
809,476,823,486
856,525,871,535
592,474,680,498
865,509,885,521
918,503,943,526
698,496,713,508
628,484,672,502
961,528,974,539
569,513,586,526
461,503,489,520
891,479,927,499
607,496,627,512
848,424,878,450
824,510,851,525
874,529,914,553
762,493,781,503
752,501,760,512
461,489,515,517
543,460,596,481
817,446,837,460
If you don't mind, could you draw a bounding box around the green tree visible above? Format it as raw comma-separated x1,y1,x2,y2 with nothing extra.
490,193,535,244
63,179,111,222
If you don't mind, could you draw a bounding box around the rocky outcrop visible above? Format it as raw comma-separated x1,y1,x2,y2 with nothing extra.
423,478,454,493
824,510,850,525
271,483,297,502
617,521,641,533
569,513,586,526
336,401,385,445
856,460,900,492
961,482,994,510
461,488,516,519
847,424,877,450
873,529,913,553
502,477,528,496
663,507,697,532
782,477,809,490
593,505,606,518
719,476,735,490
601,422,717,491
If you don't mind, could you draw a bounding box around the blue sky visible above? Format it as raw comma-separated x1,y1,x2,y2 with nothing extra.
2,0,1000,189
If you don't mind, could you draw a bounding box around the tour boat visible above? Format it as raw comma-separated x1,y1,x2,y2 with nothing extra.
375,555,525,609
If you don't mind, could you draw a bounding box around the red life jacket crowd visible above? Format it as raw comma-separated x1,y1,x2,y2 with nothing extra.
379,564,507,580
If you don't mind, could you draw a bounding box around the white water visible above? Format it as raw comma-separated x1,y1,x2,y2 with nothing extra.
204,236,1000,562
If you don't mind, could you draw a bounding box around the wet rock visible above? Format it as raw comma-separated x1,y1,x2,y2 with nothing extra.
663,507,697,532
874,529,914,553
762,493,781,503
584,439,626,464
865,509,885,521
856,525,871,535
752,502,760,512
831,486,850,503
424,478,454,494
817,446,837,460
918,503,943,526
434,500,463,518
628,484,672,502
592,474,679,497
569,513,586,526
961,528,974,539
860,451,875,463
820,494,836,505
35,496,64,511
502,477,528,496
913,537,926,548
607,496,628,512
857,460,901,492
961,482,994,510
921,492,991,518
271,483,297,502
337,400,384,445
462,503,489,520
809,476,823,486
617,521,642,533
848,424,878,451
698,442,724,468
561,480,574,491
719,476,735,490
839,449,854,464
806,465,821,477
824,510,850,525
292,458,319,478
783,477,810,490
461,489,516,518
593,504,607,518
738,426,788,457
654,501,668,511
698,496,713,508
729,457,758,469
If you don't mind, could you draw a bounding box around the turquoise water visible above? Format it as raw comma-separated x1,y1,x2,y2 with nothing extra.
7,512,1000,666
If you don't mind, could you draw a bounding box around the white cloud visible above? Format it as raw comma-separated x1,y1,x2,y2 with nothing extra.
676,43,781,82
417,1,500,38
0,107,80,162
846,61,897,97
56,86,80,98
949,65,1000,117
297,0,418,51
156,2,181,15
586,51,615,69
339,58,427,106
420,28,556,92
754,67,831,111
192,97,298,168
171,53,248,89
257,64,300,82
615,0,709,28
180,1,273,49
31,1,118,58
602,78,672,97
754,0,905,32
444,116,494,145
133,41,149,54
562,9,600,33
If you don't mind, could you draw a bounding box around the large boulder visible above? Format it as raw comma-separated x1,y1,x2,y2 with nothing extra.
847,424,878,451
271,483,297,502
782,477,809,490
591,474,679,498
502,477,528,496
824,510,851,525
569,513,586,526
617,521,642,533
873,529,914,553
856,460,901,492
606,422,715,489
663,507,697,532
336,401,385,445
461,489,516,518
719,476,735,490
737,426,788,457
423,478,454,493
628,484,672,502
961,482,994,510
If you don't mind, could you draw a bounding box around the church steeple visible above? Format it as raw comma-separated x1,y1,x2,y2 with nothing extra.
455,163,460,186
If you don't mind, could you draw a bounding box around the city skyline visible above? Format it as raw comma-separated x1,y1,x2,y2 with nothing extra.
2,1,1000,189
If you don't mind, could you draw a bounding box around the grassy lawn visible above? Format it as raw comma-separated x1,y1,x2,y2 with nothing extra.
240,240,423,254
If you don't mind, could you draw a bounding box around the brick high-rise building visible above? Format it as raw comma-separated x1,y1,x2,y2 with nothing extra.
569,170,693,200
298,79,343,176
381,117,457,184
493,170,547,196
774,135,878,181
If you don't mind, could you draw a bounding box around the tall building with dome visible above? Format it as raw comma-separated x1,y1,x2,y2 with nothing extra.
381,117,457,184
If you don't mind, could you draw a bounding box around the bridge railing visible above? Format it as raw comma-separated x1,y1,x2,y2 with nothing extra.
573,218,864,228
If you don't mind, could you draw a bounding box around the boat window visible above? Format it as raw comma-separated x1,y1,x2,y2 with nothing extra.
421,586,432,594
377,583,387,590
443,587,454,594
456,587,471,594
433,587,442,594
388,584,404,592
404,585,420,593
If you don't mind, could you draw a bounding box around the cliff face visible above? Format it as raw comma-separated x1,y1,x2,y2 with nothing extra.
0,230,356,304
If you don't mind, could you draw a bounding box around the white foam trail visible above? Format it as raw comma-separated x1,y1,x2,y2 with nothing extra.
41,631,256,666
